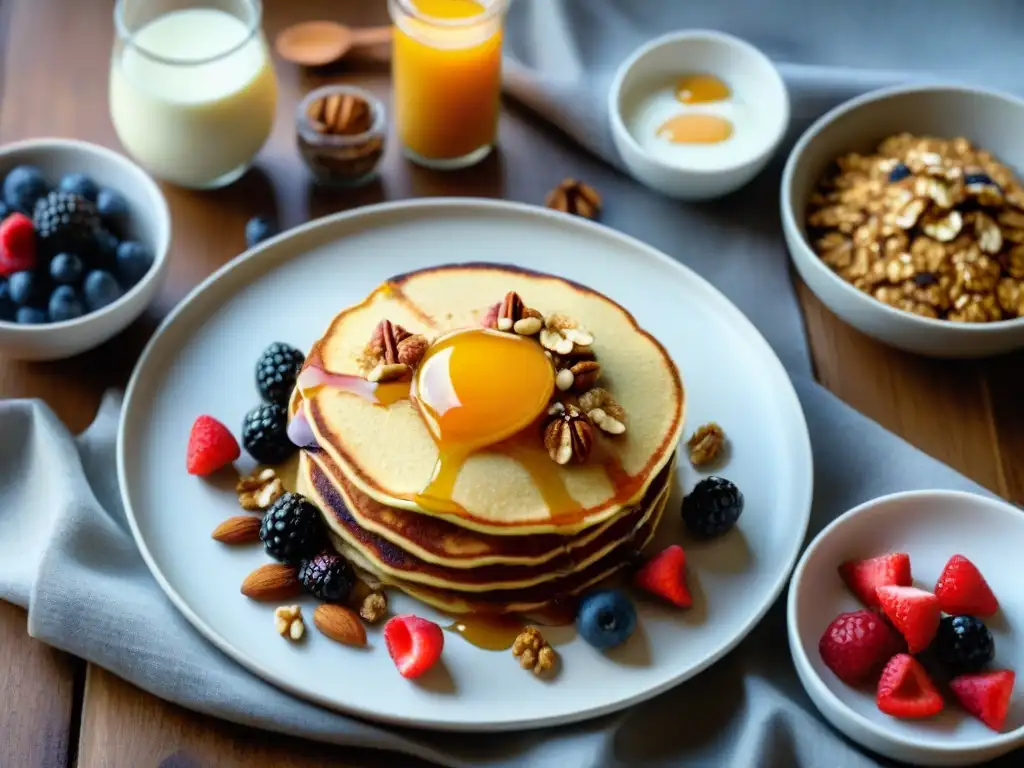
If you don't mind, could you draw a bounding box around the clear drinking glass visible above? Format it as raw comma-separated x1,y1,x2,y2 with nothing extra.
388,0,506,170
109,0,278,189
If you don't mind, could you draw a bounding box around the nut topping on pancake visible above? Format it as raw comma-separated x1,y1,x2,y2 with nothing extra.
396,334,429,367
496,291,543,336
539,314,594,356
362,318,428,380
578,388,627,435
543,402,594,465
367,319,410,364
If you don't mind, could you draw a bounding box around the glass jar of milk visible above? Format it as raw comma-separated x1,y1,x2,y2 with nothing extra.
110,0,278,189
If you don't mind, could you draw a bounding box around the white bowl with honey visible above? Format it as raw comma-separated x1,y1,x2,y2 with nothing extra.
781,84,1024,358
608,30,789,201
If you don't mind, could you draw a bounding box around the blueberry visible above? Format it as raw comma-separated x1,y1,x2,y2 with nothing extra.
83,270,122,311
91,228,120,268
50,253,84,285
965,172,997,188
888,163,911,183
15,306,47,324
2,165,50,213
96,188,128,220
245,215,279,248
7,270,40,306
58,173,99,202
0,278,14,321
115,240,153,287
48,285,85,322
576,589,637,650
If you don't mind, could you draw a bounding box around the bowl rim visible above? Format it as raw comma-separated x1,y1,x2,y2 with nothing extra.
780,82,1024,334
787,488,1024,755
607,28,791,177
0,136,171,332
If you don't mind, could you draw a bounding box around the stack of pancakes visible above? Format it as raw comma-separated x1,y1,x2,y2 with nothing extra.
292,265,685,615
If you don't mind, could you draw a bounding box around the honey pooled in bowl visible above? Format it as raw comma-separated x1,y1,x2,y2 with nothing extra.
412,328,555,510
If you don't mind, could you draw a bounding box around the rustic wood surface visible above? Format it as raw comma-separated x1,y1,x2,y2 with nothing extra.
1,0,1022,765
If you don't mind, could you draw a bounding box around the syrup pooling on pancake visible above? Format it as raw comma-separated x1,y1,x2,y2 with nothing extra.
296,347,410,407
412,328,555,514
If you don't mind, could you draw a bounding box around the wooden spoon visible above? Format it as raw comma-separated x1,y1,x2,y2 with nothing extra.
275,21,392,67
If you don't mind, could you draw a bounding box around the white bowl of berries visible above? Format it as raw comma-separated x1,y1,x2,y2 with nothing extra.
0,138,170,361
788,490,1024,766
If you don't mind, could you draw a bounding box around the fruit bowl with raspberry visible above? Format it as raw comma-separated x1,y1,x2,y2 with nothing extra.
0,138,170,360
787,490,1024,766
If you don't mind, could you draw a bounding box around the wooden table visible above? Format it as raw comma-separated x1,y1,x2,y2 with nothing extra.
2,1,1022,765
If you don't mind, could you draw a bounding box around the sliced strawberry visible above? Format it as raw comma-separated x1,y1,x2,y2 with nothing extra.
186,415,240,476
384,614,444,679
934,554,999,618
818,609,905,685
950,670,1015,732
632,544,691,608
876,585,940,653
838,552,912,608
877,653,944,719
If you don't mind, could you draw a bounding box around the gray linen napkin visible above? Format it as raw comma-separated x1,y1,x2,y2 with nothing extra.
1,1,1020,766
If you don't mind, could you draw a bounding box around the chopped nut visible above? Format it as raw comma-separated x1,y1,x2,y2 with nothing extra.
512,626,557,676
306,92,373,136
545,178,602,219
274,605,305,641
543,402,594,465
538,314,594,356
566,359,601,392
687,422,726,467
359,592,388,624
578,387,626,435
367,361,411,383
366,319,411,367
555,368,574,391
921,209,963,242
396,334,429,368
236,467,285,511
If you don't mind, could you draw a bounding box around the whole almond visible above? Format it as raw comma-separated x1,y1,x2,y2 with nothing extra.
241,563,301,602
212,515,262,544
314,604,367,647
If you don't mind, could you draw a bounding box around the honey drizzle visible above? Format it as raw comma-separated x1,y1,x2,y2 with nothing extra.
675,73,731,104
444,613,524,651
296,364,411,407
656,113,734,145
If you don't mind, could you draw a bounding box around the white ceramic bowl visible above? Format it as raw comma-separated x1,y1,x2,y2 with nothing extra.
0,138,170,361
781,84,1024,358
788,490,1024,766
608,30,789,201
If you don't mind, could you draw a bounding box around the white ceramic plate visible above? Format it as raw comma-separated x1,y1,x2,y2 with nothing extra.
119,199,813,731
788,491,1024,766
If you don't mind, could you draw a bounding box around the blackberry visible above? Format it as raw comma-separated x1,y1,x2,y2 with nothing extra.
934,615,994,675
241,402,295,464
682,476,744,538
298,552,356,603
256,342,305,406
259,492,323,563
33,191,102,253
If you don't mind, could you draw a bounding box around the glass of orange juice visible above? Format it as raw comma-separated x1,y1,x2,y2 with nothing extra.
388,0,505,170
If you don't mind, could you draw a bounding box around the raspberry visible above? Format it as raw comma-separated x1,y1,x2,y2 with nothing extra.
0,213,37,276
818,609,904,685
186,415,240,476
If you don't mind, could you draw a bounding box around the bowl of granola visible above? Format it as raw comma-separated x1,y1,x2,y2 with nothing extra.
781,84,1024,357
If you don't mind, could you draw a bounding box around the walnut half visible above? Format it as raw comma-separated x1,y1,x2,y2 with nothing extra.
236,467,285,511
578,387,626,435
687,422,726,467
512,626,557,676
274,605,305,641
543,402,594,465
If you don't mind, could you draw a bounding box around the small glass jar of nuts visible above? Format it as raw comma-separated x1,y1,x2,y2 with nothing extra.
297,85,386,187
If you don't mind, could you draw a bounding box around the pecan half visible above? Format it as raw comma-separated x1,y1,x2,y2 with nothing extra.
578,387,626,435
397,334,429,367
306,92,373,136
545,178,602,219
367,319,411,365
543,402,594,464
496,291,543,336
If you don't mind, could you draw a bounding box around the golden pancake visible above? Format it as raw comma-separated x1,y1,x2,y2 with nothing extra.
304,445,672,569
298,264,685,535
299,447,672,592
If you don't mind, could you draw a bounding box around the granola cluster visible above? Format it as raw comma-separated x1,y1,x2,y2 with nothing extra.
483,291,628,466
806,134,1024,322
